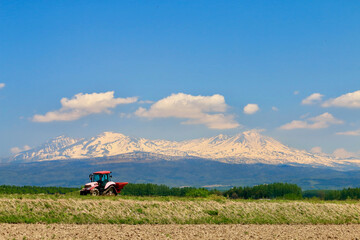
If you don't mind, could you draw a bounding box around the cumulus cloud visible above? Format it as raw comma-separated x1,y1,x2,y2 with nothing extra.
243,104,259,115
279,112,343,130
0,83,5,89
310,146,359,159
33,91,137,122
252,128,266,133
10,145,31,154
322,90,360,108
272,106,279,111
300,113,310,119
333,148,358,159
138,100,154,104
301,93,324,105
294,91,299,95
310,146,323,154
135,93,240,129
336,129,360,136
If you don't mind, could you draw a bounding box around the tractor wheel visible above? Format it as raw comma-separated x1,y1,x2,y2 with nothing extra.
90,189,99,196
106,186,117,196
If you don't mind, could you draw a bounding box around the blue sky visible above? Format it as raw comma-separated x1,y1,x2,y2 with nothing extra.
1,1,360,157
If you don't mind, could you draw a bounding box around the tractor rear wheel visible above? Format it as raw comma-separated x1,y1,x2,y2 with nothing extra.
105,186,117,196
90,189,99,196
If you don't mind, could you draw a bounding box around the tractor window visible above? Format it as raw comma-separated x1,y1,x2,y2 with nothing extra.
93,174,101,182
91,174,109,182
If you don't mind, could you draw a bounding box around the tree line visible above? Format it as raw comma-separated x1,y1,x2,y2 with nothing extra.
0,185,79,194
121,183,218,197
223,182,302,199
2,183,360,200
303,188,360,200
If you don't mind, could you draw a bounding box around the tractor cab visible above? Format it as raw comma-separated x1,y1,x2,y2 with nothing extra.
89,171,112,188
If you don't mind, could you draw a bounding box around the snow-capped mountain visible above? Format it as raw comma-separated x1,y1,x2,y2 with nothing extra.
12,136,81,161
11,131,360,169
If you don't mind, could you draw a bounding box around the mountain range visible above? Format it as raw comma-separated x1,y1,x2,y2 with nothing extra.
3,130,360,189
10,130,360,170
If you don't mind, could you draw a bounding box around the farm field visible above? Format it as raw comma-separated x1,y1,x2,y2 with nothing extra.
2,195,360,239
1,195,360,224
2,223,360,240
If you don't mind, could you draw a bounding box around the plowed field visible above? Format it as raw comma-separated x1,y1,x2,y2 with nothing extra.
1,224,360,239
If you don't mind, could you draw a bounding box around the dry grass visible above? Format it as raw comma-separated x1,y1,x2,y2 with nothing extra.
1,196,360,224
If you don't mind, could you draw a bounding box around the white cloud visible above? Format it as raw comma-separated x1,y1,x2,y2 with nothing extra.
309,146,359,159
310,146,323,154
300,113,310,119
279,112,343,130
252,128,266,133
243,104,259,115
135,93,240,129
181,114,239,129
138,100,154,104
32,91,137,122
322,90,360,108
10,147,21,154
0,83,5,89
333,148,358,159
272,106,279,111
294,91,299,95
310,146,360,158
11,145,31,154
336,129,360,136
301,93,324,105
119,112,132,118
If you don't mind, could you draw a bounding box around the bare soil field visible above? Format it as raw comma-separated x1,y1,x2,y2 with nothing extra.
1,224,360,239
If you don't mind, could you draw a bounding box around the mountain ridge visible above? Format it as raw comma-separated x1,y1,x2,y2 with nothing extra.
10,130,360,170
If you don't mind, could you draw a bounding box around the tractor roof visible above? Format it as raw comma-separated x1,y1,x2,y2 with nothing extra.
93,171,111,174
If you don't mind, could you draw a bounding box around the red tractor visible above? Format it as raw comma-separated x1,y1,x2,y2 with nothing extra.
80,171,128,196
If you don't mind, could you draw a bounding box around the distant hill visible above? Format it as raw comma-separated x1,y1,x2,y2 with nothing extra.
1,157,360,190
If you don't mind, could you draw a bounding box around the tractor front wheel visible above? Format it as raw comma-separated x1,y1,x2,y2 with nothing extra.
90,189,99,196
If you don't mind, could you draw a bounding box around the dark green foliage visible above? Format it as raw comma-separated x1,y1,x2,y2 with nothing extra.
339,187,360,200
204,210,219,216
302,188,360,200
223,183,302,199
0,185,79,194
185,188,209,197
302,190,341,200
121,183,212,197
123,182,305,200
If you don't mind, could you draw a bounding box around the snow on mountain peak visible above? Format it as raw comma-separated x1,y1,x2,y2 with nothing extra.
12,135,80,162
10,131,360,169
